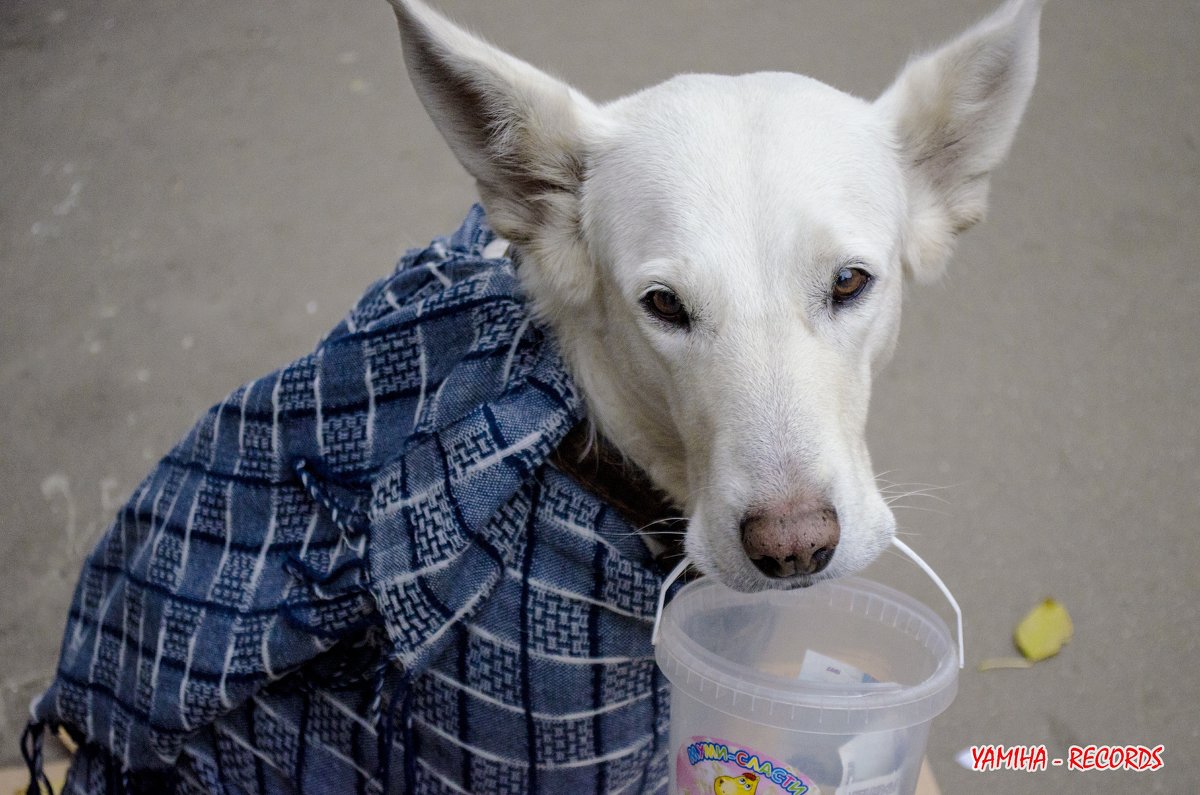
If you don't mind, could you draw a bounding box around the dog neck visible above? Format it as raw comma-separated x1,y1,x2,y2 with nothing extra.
550,422,686,574
504,239,688,571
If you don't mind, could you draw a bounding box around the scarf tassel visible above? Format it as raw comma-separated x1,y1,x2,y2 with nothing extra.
20,721,53,795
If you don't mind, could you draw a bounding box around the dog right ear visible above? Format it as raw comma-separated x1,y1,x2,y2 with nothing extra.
388,0,599,307
877,0,1044,282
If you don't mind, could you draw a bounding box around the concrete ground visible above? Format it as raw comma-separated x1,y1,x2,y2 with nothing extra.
2,0,1196,791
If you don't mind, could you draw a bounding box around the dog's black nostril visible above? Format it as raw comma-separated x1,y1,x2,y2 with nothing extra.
810,545,835,574
749,555,787,578
748,545,837,578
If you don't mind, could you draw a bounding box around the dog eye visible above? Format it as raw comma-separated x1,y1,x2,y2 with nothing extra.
831,267,872,305
641,288,690,328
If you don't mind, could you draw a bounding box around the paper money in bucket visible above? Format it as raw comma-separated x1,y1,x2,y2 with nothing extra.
653,539,960,794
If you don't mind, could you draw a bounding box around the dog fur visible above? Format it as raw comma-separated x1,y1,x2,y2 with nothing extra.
387,0,1043,592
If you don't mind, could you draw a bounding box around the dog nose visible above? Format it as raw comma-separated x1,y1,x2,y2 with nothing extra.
740,503,840,578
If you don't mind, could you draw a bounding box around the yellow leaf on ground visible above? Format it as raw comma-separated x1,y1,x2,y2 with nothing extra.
1014,597,1073,661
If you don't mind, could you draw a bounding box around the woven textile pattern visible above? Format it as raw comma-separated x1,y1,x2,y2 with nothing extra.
31,206,671,794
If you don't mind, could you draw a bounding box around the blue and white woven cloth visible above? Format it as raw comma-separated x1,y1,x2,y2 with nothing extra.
27,206,671,794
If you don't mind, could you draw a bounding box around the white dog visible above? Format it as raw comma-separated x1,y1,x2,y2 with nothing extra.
389,0,1042,592
23,3,1047,792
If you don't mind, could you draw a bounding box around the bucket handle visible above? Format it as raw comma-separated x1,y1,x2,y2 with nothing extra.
651,556,692,646
891,536,964,669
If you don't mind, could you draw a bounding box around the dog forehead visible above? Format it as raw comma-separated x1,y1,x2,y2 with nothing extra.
583,72,903,272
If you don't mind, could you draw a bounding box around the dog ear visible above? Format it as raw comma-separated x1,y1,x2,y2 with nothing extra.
388,0,598,306
878,0,1043,282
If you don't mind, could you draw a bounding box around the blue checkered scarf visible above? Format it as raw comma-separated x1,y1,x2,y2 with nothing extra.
27,206,671,794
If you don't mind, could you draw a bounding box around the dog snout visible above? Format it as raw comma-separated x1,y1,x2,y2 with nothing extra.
739,502,840,578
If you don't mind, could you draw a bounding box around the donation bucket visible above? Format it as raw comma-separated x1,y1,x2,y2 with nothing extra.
654,576,958,795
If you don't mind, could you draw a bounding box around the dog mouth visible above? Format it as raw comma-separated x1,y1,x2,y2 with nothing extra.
734,567,826,592
710,550,868,593
684,502,895,593
701,563,827,594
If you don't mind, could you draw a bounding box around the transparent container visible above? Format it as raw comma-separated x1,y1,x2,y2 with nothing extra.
655,577,957,795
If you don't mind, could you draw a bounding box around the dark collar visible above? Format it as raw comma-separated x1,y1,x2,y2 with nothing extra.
550,422,688,574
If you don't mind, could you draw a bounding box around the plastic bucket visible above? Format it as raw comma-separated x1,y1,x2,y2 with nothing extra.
654,576,958,794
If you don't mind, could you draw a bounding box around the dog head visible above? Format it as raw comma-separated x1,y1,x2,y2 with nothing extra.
388,0,1042,591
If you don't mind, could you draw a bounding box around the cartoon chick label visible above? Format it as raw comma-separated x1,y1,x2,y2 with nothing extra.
676,736,816,795
715,771,761,794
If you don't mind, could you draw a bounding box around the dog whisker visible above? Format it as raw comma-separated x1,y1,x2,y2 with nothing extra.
878,480,950,492
606,529,687,542
881,488,953,502
877,481,954,494
883,489,952,507
636,516,688,531
875,474,955,490
880,476,954,520
889,527,923,538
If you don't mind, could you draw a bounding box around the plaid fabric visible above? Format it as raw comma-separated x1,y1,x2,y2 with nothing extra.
29,205,671,794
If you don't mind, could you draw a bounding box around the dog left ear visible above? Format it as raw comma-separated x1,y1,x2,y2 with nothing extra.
878,0,1044,282
388,0,599,306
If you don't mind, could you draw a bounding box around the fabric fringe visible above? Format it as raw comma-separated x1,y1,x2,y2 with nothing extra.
292,458,369,538
20,721,53,795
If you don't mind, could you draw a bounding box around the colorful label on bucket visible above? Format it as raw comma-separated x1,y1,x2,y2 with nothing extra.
677,736,817,794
